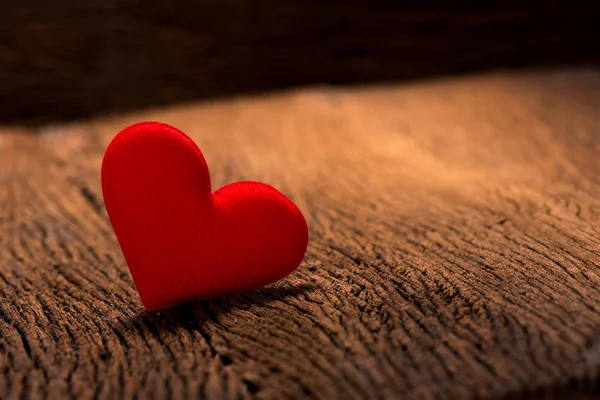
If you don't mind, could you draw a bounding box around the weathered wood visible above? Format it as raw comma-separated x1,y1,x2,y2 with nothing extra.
1,69,600,399
1,1,600,123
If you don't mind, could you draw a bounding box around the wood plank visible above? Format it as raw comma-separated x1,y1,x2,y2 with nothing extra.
1,69,599,399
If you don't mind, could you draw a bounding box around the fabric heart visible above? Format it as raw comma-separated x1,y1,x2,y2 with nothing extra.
101,122,309,310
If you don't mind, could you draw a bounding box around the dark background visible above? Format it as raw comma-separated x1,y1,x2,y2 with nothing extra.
2,1,600,123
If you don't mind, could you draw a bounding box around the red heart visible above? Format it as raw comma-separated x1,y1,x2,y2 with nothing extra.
101,122,309,310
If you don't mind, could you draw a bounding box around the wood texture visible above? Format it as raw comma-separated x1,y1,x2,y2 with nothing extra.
1,69,600,399
2,1,600,122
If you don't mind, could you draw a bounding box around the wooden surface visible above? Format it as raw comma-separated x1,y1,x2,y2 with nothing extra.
2,1,600,122
1,69,600,399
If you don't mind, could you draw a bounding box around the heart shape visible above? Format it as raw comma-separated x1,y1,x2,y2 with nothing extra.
101,122,309,310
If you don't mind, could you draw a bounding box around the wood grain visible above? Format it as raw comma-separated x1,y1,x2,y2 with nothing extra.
2,1,600,122
1,69,600,399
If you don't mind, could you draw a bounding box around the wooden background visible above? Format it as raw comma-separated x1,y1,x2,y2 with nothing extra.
0,68,599,399
2,1,600,123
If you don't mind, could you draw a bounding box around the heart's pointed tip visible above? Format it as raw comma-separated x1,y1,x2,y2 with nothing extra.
142,302,174,312
141,295,197,312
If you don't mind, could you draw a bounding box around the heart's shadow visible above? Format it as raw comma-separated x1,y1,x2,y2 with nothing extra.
120,282,317,336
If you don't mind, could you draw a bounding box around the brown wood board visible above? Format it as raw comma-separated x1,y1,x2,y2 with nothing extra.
0,69,599,399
